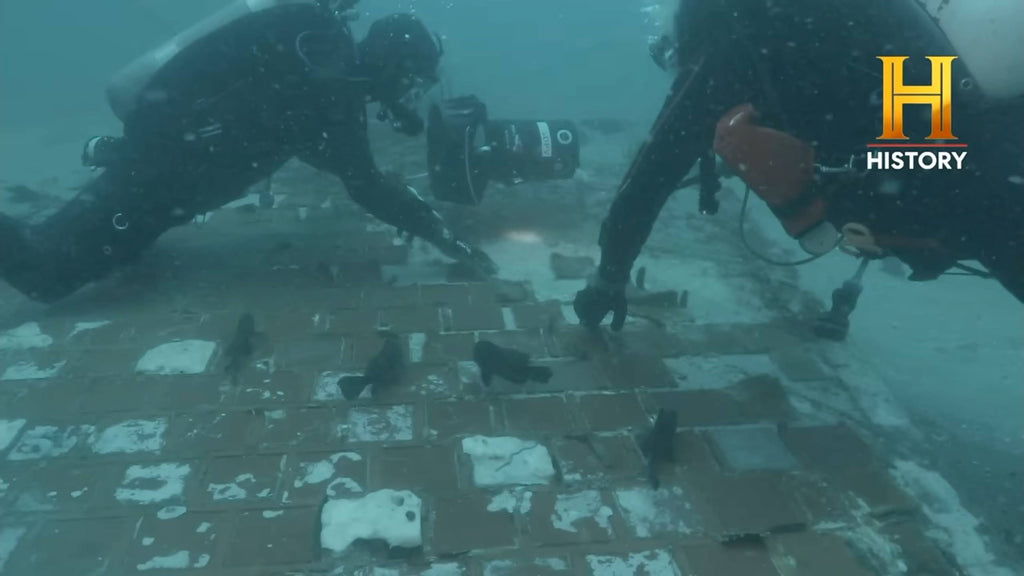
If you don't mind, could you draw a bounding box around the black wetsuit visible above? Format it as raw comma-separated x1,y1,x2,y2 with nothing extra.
0,2,454,303
596,0,1024,301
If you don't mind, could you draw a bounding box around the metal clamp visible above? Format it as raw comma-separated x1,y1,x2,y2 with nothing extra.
839,222,886,257
815,154,862,175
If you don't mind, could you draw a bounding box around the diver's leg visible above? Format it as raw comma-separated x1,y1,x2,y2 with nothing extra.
966,104,1024,303
0,149,280,303
974,199,1024,303
0,166,192,303
985,254,1024,302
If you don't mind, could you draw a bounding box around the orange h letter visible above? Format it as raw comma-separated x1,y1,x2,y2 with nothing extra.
878,56,957,140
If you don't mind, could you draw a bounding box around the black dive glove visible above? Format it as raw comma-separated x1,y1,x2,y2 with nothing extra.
574,275,628,331
435,233,499,277
380,174,499,277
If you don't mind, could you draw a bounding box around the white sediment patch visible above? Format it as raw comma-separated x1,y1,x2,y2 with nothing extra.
664,354,778,391
348,405,414,442
7,424,94,460
537,558,570,571
326,477,364,498
115,463,191,505
0,322,53,349
461,436,555,487
487,488,533,515
421,563,465,576
91,418,167,454
293,452,364,496
208,473,258,502
156,506,187,520
135,340,216,375
483,558,569,576
320,489,423,552
631,254,773,324
613,486,691,537
136,550,209,570
67,320,111,340
891,460,1017,576
552,490,614,534
840,506,909,576
314,371,355,401
1,360,66,381
482,235,773,324
585,549,680,576
415,373,449,396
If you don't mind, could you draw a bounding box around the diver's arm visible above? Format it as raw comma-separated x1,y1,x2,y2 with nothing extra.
596,61,727,285
299,107,449,239
299,105,498,273
574,69,717,331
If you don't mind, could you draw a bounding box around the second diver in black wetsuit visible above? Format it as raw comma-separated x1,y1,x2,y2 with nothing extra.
574,0,1024,332
0,0,498,304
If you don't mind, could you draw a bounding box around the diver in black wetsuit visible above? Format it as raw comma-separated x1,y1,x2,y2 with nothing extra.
0,0,497,304
574,0,1024,332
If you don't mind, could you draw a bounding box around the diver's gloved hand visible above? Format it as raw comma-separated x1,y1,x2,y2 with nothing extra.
381,178,498,276
574,275,628,331
461,243,499,277
435,234,499,277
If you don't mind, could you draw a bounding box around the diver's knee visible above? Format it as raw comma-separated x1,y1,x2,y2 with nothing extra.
7,276,82,304
0,214,90,303
0,254,85,303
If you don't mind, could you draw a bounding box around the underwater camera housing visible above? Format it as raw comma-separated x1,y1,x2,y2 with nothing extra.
426,95,580,205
